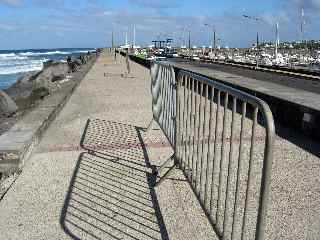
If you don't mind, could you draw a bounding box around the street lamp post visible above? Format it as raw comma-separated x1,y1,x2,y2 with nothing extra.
111,23,117,51
243,15,260,68
204,23,216,61
111,28,114,50
112,21,120,48
188,30,191,51
188,30,192,60
256,31,259,68
111,21,120,60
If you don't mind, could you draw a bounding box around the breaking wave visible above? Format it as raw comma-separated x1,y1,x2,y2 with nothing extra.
19,51,71,56
0,48,94,89
19,49,94,57
0,53,28,60
0,59,46,75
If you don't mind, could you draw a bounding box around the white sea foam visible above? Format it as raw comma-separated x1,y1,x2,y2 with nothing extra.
0,48,93,77
19,51,71,56
0,48,94,89
18,52,36,56
0,59,45,75
18,49,94,57
0,53,28,60
74,50,93,53
0,53,16,58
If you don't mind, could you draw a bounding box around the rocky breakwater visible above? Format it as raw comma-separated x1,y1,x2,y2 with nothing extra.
0,52,97,194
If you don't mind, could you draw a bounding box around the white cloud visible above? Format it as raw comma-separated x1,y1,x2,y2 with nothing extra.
0,23,15,30
260,11,290,26
129,0,180,9
291,0,320,10
1,0,320,49
0,0,23,7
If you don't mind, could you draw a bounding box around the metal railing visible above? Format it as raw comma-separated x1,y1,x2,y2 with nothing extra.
150,62,275,240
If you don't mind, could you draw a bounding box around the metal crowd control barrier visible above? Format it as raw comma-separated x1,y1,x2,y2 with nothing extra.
150,62,176,146
149,62,177,184
149,62,275,240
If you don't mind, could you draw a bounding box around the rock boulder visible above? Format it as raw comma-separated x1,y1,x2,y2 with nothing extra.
33,62,69,92
0,90,18,117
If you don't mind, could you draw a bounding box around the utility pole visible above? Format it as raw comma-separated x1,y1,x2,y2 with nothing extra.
112,21,119,51
300,8,305,44
180,27,185,48
213,27,216,61
188,30,191,50
204,23,216,61
111,29,114,50
183,27,186,47
275,22,279,60
300,7,307,63
133,24,136,48
256,32,259,68
188,30,191,58
152,40,158,48
125,31,128,47
112,22,118,61
243,15,260,68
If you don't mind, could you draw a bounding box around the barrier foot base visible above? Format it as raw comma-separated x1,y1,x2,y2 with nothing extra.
153,154,176,187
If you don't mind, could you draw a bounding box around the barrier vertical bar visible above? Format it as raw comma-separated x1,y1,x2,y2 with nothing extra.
191,80,199,187
223,97,237,239
185,76,191,171
231,102,247,240
210,90,221,219
255,105,275,240
217,93,229,229
241,107,258,240
195,82,204,195
200,83,208,201
176,74,182,166
182,75,186,169
204,86,214,208
188,77,195,180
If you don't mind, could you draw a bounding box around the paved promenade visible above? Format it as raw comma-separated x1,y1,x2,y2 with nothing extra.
0,51,320,240
0,51,216,240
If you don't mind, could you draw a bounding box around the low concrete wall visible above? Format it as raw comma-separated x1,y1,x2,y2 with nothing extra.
129,55,151,68
116,50,151,68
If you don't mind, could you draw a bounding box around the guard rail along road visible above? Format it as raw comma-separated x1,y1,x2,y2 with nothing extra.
149,61,275,240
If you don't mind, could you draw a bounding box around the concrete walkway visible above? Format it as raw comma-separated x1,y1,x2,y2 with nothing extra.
1,51,320,240
0,51,216,240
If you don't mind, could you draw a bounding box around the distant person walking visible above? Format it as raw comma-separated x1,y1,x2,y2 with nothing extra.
86,51,90,62
126,52,130,74
67,56,71,64
80,55,86,64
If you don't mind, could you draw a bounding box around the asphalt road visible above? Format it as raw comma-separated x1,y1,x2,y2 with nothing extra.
169,59,320,94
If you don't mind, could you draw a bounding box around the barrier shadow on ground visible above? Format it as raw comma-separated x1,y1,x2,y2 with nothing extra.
60,119,169,240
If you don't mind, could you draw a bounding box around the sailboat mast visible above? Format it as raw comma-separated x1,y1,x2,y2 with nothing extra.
300,8,304,43
133,25,136,47
125,31,128,46
275,22,279,59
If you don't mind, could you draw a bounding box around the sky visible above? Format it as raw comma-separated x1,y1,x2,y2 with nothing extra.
0,0,320,50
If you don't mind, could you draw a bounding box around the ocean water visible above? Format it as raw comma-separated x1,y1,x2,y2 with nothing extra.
0,48,95,90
